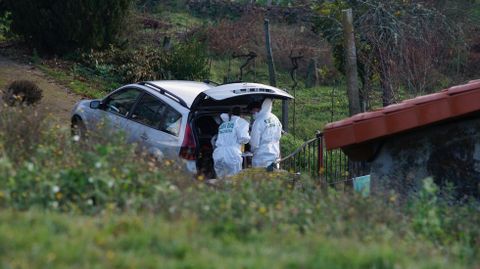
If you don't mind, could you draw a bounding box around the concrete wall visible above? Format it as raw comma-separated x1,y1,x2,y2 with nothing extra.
370,115,480,199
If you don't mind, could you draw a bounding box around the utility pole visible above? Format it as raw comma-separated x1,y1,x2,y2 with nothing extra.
264,19,288,131
342,8,361,116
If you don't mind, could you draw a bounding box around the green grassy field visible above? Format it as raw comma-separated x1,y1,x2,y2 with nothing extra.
0,209,471,269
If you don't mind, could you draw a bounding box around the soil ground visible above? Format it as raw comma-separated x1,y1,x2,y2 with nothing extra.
0,55,83,125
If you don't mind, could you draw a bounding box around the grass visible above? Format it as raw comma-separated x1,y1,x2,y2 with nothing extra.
0,210,468,269
149,1,211,34
36,64,119,99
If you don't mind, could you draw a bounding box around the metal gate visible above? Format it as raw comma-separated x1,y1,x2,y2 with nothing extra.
278,131,369,187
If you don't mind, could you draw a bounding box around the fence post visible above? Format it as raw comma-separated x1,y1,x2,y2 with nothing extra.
264,18,288,132
264,19,276,87
305,59,318,88
317,131,324,176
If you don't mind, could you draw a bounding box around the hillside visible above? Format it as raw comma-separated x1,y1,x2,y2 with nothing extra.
0,1,479,268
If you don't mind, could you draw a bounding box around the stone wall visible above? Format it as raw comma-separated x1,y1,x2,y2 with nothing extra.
370,115,480,199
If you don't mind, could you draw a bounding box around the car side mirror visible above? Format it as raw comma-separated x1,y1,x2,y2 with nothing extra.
90,100,102,109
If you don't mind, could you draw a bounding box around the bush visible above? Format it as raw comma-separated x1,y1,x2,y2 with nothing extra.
81,39,209,83
0,106,47,163
93,45,170,83
0,106,479,267
5,0,133,54
2,80,42,106
166,39,210,80
0,107,191,212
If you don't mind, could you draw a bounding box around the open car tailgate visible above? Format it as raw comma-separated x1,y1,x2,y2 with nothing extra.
191,82,293,110
204,82,293,100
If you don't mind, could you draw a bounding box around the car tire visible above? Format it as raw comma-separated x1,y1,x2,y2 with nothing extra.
71,116,87,140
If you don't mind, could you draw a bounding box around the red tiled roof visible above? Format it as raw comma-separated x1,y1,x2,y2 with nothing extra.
323,80,480,150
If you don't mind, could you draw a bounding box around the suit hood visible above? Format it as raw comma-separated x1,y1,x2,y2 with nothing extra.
257,98,273,119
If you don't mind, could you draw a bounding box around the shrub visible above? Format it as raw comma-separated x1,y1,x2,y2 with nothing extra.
2,80,43,106
0,106,47,163
0,107,191,212
81,39,209,83
0,9,12,41
5,0,133,54
0,105,479,266
166,39,210,80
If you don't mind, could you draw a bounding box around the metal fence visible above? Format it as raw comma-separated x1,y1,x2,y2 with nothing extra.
278,132,369,188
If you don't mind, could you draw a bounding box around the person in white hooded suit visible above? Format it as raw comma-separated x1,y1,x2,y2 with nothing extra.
249,98,282,168
212,107,250,178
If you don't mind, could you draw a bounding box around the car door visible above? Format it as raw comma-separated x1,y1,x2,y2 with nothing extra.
125,92,183,160
92,87,142,134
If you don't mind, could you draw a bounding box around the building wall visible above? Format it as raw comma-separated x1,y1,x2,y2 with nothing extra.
370,115,480,199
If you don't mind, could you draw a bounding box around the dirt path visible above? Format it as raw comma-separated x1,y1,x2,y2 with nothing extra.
0,55,83,124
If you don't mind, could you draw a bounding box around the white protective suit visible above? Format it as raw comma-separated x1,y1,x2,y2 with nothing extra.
212,113,250,178
250,99,282,168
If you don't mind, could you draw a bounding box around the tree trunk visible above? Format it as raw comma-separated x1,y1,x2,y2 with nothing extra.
342,9,361,116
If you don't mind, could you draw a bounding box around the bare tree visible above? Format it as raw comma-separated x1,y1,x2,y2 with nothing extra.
314,0,468,107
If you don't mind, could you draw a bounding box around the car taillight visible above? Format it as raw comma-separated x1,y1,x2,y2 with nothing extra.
179,124,196,160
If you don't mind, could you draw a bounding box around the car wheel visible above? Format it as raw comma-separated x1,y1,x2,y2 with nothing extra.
71,116,87,140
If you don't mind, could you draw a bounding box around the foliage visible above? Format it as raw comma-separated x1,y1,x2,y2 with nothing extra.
0,108,479,267
280,132,304,157
0,10,12,41
82,45,170,83
81,39,209,83
205,11,335,81
313,0,469,107
0,107,187,212
4,0,133,54
2,80,42,106
166,39,210,80
0,106,47,163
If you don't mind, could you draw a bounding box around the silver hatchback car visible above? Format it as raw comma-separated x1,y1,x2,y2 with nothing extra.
71,80,292,176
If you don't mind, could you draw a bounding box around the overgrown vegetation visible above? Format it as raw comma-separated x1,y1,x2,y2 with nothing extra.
4,0,133,53
0,107,479,268
80,39,209,83
0,2,479,268
314,0,480,107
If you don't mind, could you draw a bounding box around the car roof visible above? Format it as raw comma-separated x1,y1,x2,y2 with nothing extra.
146,80,213,108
